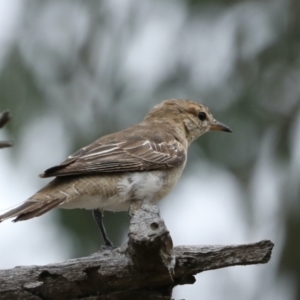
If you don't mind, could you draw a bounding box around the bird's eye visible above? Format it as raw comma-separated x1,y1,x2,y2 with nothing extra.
198,112,207,121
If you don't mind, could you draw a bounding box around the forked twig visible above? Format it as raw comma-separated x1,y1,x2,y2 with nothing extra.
0,110,13,148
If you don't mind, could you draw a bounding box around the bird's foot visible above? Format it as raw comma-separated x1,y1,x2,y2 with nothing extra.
101,242,116,251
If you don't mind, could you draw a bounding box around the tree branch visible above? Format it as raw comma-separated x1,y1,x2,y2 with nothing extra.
0,203,274,299
0,110,13,148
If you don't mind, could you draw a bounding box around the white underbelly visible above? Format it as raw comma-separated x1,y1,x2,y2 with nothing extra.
59,168,184,212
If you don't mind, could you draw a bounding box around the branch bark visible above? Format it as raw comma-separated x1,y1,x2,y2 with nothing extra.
0,110,13,148
0,203,274,300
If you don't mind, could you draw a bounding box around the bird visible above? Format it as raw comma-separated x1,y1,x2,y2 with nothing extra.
0,99,231,249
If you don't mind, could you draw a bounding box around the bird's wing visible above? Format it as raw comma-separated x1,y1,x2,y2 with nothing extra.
40,130,186,178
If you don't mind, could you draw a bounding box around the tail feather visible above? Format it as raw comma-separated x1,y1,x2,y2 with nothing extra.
0,199,63,223
0,177,78,223
0,176,98,223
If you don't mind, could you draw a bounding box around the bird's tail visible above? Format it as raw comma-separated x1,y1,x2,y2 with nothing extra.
0,198,63,222
0,175,96,223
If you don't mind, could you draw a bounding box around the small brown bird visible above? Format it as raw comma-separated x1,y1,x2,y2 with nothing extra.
0,99,231,248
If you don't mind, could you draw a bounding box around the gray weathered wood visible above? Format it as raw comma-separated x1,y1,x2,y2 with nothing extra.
0,203,274,300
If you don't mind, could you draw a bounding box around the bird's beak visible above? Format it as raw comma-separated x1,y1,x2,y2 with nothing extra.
210,120,232,132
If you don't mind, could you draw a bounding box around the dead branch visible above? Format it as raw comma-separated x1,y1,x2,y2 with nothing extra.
0,203,274,300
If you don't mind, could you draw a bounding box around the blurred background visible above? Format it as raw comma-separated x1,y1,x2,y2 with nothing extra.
0,0,299,299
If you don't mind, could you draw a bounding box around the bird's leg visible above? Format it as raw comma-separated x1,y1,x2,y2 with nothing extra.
92,209,115,250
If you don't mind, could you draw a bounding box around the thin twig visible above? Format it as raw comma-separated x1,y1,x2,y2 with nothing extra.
0,110,13,148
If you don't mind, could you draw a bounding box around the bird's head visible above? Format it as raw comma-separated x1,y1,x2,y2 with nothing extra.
144,99,231,144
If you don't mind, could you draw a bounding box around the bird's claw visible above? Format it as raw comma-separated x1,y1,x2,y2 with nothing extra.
101,243,116,251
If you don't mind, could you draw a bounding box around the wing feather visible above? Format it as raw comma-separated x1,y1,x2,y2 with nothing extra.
40,127,186,178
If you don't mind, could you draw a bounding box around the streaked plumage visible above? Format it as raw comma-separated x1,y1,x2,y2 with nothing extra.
0,99,231,228
41,127,186,177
